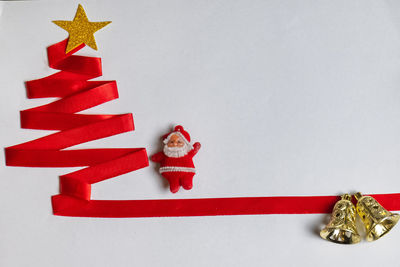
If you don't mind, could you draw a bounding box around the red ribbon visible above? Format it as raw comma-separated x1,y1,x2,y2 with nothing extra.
5,39,400,217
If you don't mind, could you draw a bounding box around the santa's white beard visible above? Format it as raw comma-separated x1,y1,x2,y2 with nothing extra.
163,143,191,158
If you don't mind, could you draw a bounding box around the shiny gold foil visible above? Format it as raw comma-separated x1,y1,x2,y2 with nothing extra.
320,194,361,244
355,192,399,242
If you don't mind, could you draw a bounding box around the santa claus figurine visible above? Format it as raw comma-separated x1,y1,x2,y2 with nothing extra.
151,125,201,193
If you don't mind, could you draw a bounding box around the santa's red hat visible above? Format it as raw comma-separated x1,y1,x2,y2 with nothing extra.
162,125,191,143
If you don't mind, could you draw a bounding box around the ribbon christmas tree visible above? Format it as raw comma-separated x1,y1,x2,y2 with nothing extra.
4,5,151,217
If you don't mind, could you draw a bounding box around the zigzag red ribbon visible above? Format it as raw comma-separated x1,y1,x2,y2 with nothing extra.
5,39,149,216
5,39,400,217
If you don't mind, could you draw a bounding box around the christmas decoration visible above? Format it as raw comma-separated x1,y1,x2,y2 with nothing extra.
321,193,399,244
354,192,399,241
4,5,400,219
53,4,111,53
151,125,201,193
5,6,149,217
320,194,361,244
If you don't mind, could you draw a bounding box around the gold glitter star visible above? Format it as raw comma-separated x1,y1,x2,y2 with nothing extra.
53,4,111,53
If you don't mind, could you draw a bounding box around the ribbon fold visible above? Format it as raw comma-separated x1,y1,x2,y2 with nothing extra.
5,39,149,216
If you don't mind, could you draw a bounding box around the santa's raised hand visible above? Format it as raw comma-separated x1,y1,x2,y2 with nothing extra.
151,125,201,193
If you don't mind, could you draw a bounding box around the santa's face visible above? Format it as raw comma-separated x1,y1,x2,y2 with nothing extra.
167,134,185,147
163,133,191,158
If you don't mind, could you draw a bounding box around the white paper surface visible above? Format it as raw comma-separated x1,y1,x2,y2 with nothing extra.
1,0,400,266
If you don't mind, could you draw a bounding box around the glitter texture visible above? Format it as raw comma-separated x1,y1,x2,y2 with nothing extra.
53,4,111,53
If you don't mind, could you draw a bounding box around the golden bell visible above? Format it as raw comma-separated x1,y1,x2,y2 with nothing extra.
355,192,399,242
320,194,361,244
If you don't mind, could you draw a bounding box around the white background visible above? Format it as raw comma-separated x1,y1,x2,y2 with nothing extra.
1,0,400,266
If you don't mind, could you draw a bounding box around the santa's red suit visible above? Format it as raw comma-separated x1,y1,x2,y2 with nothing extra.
151,125,201,193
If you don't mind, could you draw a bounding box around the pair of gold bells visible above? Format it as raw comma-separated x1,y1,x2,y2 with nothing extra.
320,192,400,244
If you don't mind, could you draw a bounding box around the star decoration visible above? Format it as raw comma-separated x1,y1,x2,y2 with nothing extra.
53,4,111,53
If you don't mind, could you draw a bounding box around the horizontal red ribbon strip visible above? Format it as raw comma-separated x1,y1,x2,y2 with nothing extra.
51,194,400,218
5,39,400,217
